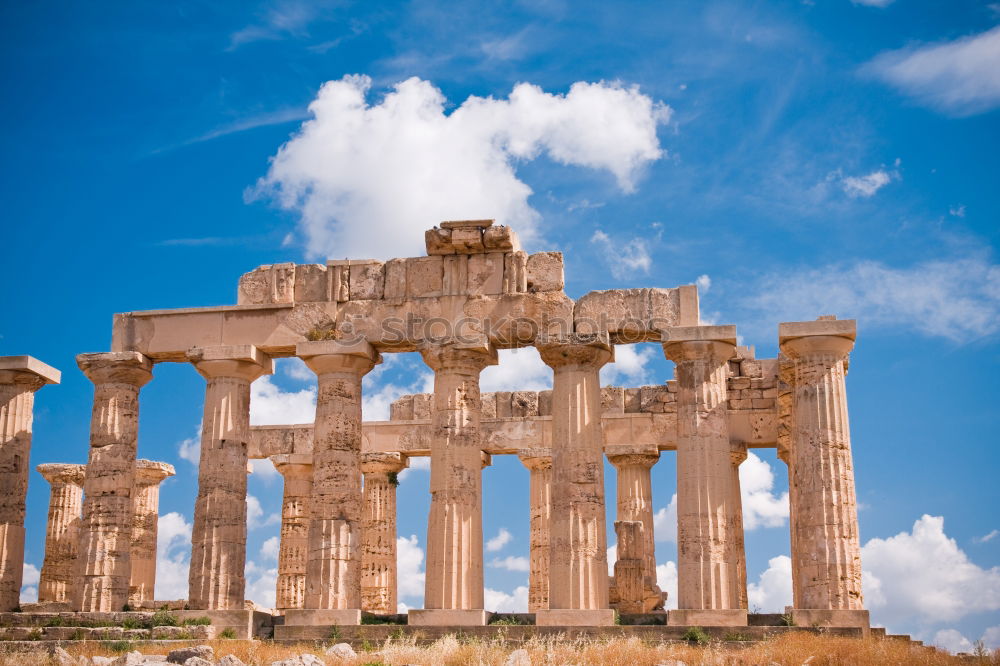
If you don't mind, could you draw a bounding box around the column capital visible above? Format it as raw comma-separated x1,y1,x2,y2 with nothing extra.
296,340,380,375
730,442,748,465
419,339,497,373
518,447,552,471
134,459,175,486
536,333,613,369
607,450,660,470
0,356,61,390
36,463,86,487
77,351,152,386
361,452,407,475
187,345,272,381
271,453,313,477
661,325,737,364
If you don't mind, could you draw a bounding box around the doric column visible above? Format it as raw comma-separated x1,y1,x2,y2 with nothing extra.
75,351,152,612
607,449,660,584
411,340,497,627
293,340,378,625
729,444,748,610
517,448,551,612
536,334,614,626
272,454,312,611
187,345,271,610
360,452,407,614
663,326,747,626
129,460,175,604
780,319,866,627
36,463,84,604
0,357,60,611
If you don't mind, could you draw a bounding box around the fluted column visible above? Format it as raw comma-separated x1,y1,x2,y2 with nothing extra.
36,463,84,604
361,452,407,614
294,340,378,624
536,334,613,626
75,352,151,612
780,319,864,622
129,460,175,604
607,450,659,584
187,345,271,610
0,357,60,611
518,449,551,612
663,326,746,625
729,444,748,610
410,340,496,626
272,454,312,611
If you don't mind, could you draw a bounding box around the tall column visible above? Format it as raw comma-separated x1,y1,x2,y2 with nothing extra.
411,339,497,627
187,345,271,611
0,357,60,611
360,452,407,614
272,454,312,611
129,460,175,604
536,334,614,626
293,340,378,626
518,449,551,613
36,463,84,604
607,450,660,584
779,318,867,628
75,351,151,612
729,444,748,610
663,326,747,626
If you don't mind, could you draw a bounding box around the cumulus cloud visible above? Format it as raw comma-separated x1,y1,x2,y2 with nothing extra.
601,343,656,386
397,455,430,482
489,556,530,572
740,452,790,530
247,494,281,530
397,534,426,602
748,555,793,612
840,169,895,198
245,559,278,608
481,348,552,393
739,255,1000,342
653,494,678,543
250,376,316,425
177,424,202,465
932,629,974,654
260,536,280,561
696,274,711,293
486,528,513,552
258,75,670,259
485,585,529,612
656,561,679,610
19,563,39,603
156,512,193,600
591,229,653,280
865,25,1000,115
249,457,280,483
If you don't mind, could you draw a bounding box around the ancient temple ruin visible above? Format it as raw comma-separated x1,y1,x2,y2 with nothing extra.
0,219,868,635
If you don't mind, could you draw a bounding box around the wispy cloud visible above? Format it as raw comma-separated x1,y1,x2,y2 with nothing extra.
975,529,1000,544
228,0,338,50
591,229,653,280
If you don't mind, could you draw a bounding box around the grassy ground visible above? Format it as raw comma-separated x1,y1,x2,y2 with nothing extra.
7,632,998,665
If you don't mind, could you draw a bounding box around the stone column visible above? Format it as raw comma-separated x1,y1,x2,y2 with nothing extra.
36,463,84,604
272,454,312,611
729,444,748,610
411,340,497,627
292,340,379,626
779,318,867,629
518,448,551,613
536,334,614,626
360,452,407,614
612,521,646,614
75,351,152,612
129,460,175,604
663,326,747,626
187,345,272,611
0,357,60,611
607,450,660,584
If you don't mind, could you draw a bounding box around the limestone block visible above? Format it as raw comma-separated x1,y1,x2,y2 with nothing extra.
411,394,433,420
483,225,521,252
481,393,497,418
327,262,350,302
237,267,272,305
537,390,552,416
495,391,512,418
272,263,296,303
389,395,414,420
640,385,668,412
624,388,641,412
294,265,328,303
575,288,693,341
452,227,485,254
383,259,407,300
511,391,538,417
406,257,443,299
731,377,751,389
602,387,625,414
740,359,763,378
666,380,678,393
349,261,385,300
503,251,527,293
442,255,469,295
526,252,564,293
467,253,504,296
425,227,454,255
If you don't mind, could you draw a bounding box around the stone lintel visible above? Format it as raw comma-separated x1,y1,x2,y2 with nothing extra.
440,219,494,230
407,609,492,626
667,609,748,626
678,284,700,327
284,608,361,626
271,453,313,467
296,339,379,360
606,444,659,461
0,356,61,385
535,609,616,627
778,318,856,344
186,344,271,367
661,325,738,346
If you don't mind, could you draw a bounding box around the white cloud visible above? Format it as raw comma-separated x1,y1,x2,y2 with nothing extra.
247,494,281,530
156,512,193,600
863,515,1000,626
249,457,280,482
260,536,281,561
607,543,617,575
250,376,316,425
656,561,679,610
228,0,334,50
244,559,278,609
601,343,656,386
695,274,711,293
259,75,670,259
281,357,314,382
480,347,551,393
840,169,895,198
591,229,652,280
397,455,430,482
747,555,793,612
489,556,530,572
865,25,1000,115
740,255,1000,342
984,625,1000,650
486,528,513,552
851,0,894,6
484,586,529,612
397,534,425,602
949,204,967,218
178,424,201,466
932,629,974,654
975,529,999,544
653,494,678,543
740,452,790,530
19,563,40,603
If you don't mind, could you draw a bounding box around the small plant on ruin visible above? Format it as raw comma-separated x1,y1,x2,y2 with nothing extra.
780,613,796,627
70,629,85,640
121,617,143,629
387,471,399,487
328,626,342,642
306,325,339,341
489,615,527,626
183,616,212,626
44,616,64,627
682,626,710,645
150,609,179,627
122,603,132,611
25,629,42,641
102,639,134,653
723,632,752,641
219,628,237,639
360,639,375,651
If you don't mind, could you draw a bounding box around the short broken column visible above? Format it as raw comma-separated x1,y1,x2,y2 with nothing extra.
518,448,552,612
360,452,407,614
536,334,614,626
187,345,272,610
612,521,646,614
75,351,152,612
0,356,60,611
36,463,85,605
272,454,312,611
129,460,175,604
779,318,867,629
663,326,747,626
294,340,380,626
607,450,660,585
411,340,497,626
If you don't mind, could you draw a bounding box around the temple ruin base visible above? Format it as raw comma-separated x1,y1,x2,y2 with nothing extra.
283,609,361,626
535,609,617,626
407,609,493,626
667,609,749,627
787,608,871,633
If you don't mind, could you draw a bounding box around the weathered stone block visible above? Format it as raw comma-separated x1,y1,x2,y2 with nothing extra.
740,359,763,378
350,261,385,300
483,225,521,252
481,392,497,418
526,252,564,293
390,395,414,420
237,266,271,305
467,252,504,296
442,255,469,295
575,288,691,340
537,390,552,416
327,262,350,302
495,391,512,418
294,264,328,302
411,394,433,420
383,259,407,299
425,227,454,255
602,387,625,414
511,391,538,417
624,388,642,412
272,263,296,303
406,257,443,298
640,385,667,412
452,227,485,254
504,251,527,293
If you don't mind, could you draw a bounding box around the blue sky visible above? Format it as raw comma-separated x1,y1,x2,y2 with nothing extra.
2,0,999,653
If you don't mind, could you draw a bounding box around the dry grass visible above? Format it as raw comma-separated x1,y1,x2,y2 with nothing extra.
4,632,997,665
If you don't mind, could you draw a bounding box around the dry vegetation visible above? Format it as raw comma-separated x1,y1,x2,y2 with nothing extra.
5,632,998,665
